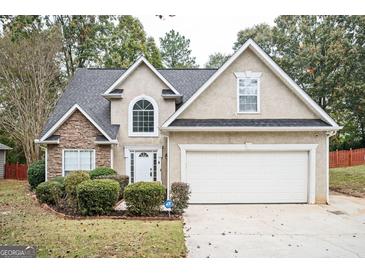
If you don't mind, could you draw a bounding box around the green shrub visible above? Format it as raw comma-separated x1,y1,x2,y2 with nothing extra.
28,160,45,190
94,175,129,199
64,171,90,210
76,179,120,216
36,181,65,206
89,167,117,179
124,182,165,216
51,176,65,184
170,182,191,214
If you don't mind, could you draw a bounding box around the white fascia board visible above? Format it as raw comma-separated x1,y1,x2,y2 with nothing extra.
102,94,123,100
104,56,180,96
40,104,113,142
162,126,342,132
34,139,60,145
162,39,339,128
94,140,118,145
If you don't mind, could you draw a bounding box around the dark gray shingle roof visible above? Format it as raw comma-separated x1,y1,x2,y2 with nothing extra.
0,143,12,150
45,135,60,141
41,68,216,139
170,119,331,127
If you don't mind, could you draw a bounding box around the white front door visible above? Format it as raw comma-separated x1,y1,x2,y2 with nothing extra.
134,151,153,182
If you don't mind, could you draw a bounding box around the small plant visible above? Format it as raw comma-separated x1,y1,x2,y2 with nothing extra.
95,175,129,199
76,179,120,215
64,171,90,211
124,182,165,216
89,167,117,179
170,182,191,214
28,160,45,190
51,176,65,184
36,181,65,207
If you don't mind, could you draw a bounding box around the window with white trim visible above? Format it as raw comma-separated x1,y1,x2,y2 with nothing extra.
132,100,154,133
238,77,259,113
63,149,95,176
128,96,158,137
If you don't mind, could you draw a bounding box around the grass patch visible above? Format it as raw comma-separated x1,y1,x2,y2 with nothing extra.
330,165,365,197
0,180,186,258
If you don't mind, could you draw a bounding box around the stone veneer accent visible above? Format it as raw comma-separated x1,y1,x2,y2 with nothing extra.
47,110,111,179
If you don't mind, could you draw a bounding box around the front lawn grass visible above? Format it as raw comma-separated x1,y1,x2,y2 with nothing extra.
329,164,365,197
0,180,186,258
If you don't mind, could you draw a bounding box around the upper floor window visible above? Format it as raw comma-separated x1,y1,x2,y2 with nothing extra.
235,71,262,113
128,95,158,137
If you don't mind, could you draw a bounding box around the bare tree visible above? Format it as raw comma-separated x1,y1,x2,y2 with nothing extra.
0,28,63,164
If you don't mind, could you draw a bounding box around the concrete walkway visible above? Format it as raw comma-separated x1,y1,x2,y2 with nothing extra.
183,194,365,257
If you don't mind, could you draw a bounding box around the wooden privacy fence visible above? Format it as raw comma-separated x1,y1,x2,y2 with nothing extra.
329,148,365,168
4,163,28,180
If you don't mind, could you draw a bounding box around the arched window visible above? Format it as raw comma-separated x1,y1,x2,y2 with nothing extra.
128,96,158,137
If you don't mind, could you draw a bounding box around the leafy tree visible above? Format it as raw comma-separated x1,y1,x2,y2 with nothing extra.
145,36,162,68
233,23,274,54
160,29,197,68
0,15,50,40
205,52,230,68
100,16,147,68
0,28,63,164
55,15,107,77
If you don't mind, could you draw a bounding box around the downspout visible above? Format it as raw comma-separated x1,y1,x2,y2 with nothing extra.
161,132,170,199
39,145,48,181
325,130,337,204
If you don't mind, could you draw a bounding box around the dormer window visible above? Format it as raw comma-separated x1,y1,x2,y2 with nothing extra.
128,95,158,137
235,71,262,113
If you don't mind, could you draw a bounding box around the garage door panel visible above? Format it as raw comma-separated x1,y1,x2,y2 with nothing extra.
186,150,309,203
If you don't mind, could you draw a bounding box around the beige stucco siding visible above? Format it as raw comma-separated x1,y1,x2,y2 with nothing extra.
168,131,328,203
110,63,176,185
179,48,318,119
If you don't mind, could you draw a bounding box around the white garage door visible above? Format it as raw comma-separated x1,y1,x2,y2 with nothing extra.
186,150,309,203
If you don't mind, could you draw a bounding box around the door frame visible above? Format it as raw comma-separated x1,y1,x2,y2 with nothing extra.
124,145,162,183
178,143,318,204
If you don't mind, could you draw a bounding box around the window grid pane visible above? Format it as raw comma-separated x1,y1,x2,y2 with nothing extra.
64,150,94,175
153,152,157,181
132,100,154,133
130,152,134,183
238,77,258,112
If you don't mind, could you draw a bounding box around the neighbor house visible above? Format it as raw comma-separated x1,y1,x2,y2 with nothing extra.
36,39,340,204
0,143,12,179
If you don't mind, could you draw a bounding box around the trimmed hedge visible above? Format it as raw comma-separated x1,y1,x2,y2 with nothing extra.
28,160,45,190
89,167,116,179
76,179,120,215
170,182,191,214
64,171,90,210
94,175,129,199
124,182,165,216
36,181,65,206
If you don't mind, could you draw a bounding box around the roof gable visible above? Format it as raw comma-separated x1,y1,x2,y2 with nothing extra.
103,56,180,96
40,104,117,142
162,39,340,129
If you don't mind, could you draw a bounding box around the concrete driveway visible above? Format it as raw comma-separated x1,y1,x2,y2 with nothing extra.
183,194,365,257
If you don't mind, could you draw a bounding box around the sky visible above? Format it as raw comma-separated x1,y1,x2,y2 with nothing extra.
139,15,276,67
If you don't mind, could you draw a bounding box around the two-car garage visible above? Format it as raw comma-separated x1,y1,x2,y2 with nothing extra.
179,144,317,204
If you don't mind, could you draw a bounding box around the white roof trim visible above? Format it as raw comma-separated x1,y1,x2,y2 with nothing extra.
40,104,113,142
162,126,341,132
94,140,119,145
35,138,60,145
103,56,180,96
162,39,339,129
